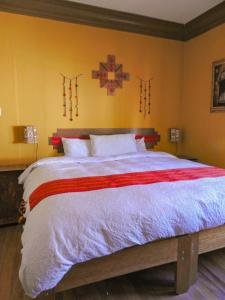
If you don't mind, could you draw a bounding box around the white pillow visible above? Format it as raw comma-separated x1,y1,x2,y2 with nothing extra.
90,134,137,157
136,137,147,152
62,138,91,157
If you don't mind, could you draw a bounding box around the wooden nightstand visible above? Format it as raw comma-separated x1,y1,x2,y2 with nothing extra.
0,165,26,226
177,155,198,162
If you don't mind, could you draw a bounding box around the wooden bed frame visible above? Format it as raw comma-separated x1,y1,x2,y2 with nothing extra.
38,225,225,299
48,128,161,152
33,128,225,299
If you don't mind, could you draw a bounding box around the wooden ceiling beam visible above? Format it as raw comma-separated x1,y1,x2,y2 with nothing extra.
0,0,224,41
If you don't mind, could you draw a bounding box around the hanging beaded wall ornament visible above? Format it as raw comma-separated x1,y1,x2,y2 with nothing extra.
69,79,73,121
60,73,82,121
74,74,82,117
139,77,152,118
62,75,66,117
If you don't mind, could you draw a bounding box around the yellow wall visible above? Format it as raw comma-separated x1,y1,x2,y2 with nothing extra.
181,23,225,167
2,12,225,167
0,12,183,164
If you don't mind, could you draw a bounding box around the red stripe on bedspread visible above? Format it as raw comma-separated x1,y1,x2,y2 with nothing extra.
29,166,225,210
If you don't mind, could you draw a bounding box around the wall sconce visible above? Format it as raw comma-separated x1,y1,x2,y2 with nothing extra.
24,125,38,161
169,128,181,143
169,128,182,155
24,126,38,144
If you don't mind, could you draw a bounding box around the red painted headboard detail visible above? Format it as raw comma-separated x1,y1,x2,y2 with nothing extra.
49,128,160,153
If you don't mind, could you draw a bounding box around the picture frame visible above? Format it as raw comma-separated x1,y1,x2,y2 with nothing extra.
211,58,225,112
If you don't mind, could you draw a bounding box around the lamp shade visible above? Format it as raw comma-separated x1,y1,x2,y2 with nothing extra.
24,126,38,144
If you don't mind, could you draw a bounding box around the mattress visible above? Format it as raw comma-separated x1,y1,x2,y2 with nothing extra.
18,151,225,298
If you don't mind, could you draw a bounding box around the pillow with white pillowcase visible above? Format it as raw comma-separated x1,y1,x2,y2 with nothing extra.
136,137,147,152
90,133,137,157
62,137,91,157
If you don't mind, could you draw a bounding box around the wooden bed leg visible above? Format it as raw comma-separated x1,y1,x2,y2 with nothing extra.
189,233,199,285
176,233,199,294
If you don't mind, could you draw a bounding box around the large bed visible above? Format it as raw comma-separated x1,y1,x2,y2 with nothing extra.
19,128,225,299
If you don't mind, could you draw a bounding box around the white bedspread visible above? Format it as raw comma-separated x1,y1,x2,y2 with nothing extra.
18,152,225,298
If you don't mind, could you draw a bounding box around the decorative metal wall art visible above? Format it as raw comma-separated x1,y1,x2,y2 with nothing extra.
139,77,152,118
92,55,129,96
60,73,82,121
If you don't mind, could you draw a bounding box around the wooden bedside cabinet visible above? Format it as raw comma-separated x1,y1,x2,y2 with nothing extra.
0,165,26,226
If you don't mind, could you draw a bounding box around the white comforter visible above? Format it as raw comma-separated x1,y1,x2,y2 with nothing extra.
18,152,225,298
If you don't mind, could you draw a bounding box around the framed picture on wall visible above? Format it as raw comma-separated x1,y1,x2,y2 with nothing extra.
211,59,225,112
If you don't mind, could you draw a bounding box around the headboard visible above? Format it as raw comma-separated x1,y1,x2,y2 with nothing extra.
49,128,160,153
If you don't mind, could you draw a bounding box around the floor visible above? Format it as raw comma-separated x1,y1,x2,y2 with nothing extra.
0,225,224,300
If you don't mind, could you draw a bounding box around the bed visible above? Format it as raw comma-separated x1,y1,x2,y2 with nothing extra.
18,128,225,299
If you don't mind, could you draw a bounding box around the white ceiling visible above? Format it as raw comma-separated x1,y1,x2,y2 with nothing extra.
68,0,224,23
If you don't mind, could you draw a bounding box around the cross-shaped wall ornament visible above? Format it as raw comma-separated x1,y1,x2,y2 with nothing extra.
92,55,130,96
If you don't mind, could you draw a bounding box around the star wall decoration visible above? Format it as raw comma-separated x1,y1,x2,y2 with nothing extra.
92,55,130,96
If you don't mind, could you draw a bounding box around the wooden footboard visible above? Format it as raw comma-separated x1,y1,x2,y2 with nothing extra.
37,224,225,299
